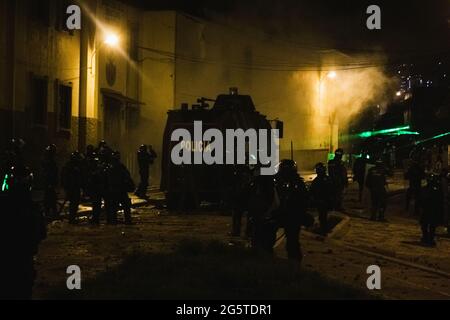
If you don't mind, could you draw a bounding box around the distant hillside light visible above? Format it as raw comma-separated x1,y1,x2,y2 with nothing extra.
104,33,119,47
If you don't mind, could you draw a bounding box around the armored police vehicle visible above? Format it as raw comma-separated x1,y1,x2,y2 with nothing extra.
160,88,283,209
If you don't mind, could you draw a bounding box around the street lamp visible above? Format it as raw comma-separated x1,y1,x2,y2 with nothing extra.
89,31,120,73
104,33,119,47
318,70,337,109
327,71,337,79
318,70,337,153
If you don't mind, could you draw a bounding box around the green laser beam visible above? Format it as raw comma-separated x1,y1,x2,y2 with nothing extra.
415,132,450,145
342,125,414,141
387,130,420,136
358,125,411,138
2,174,9,192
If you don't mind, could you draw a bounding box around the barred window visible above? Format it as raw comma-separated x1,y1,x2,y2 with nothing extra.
31,77,48,126
129,23,139,61
56,83,72,130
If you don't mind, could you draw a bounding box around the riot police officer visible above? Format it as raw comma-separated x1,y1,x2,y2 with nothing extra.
247,173,279,255
105,151,135,224
328,148,348,211
404,158,425,215
84,145,105,225
366,159,388,221
353,153,368,202
42,144,58,219
0,139,46,299
229,165,252,237
275,160,313,263
135,144,157,198
1,138,26,175
96,140,111,155
420,173,445,246
61,152,83,224
310,162,335,235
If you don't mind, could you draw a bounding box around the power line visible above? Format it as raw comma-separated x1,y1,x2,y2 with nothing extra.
138,45,450,72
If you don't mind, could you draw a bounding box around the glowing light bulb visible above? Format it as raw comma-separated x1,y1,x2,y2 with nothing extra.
104,33,119,47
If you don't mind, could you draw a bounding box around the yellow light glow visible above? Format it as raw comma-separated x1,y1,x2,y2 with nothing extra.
327,71,337,79
104,33,119,47
396,91,402,96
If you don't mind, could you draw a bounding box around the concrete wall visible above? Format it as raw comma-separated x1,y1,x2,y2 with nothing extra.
174,13,337,170
138,11,177,182
0,4,343,184
0,0,14,142
0,0,81,172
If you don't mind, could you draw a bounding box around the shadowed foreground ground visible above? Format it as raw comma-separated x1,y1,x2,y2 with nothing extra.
41,239,374,300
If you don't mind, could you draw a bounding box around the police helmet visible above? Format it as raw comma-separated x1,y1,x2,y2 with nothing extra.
98,140,108,149
112,150,121,161
8,138,25,153
315,162,326,175
426,173,441,190
277,159,298,176
2,165,33,194
139,144,148,152
86,144,95,154
45,144,57,155
70,151,82,162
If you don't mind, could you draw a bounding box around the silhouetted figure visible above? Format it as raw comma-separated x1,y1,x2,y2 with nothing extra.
96,140,111,155
0,139,46,299
275,160,313,263
366,160,388,221
328,148,348,211
420,174,445,246
1,138,25,176
84,145,105,225
247,174,279,255
404,159,425,215
42,144,58,219
442,168,450,236
135,144,157,198
177,164,199,212
230,165,252,237
353,153,367,202
61,152,83,224
105,151,135,224
310,162,335,235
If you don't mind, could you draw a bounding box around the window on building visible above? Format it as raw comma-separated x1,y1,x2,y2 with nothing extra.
126,106,139,132
129,23,139,61
31,77,48,126
30,0,50,26
56,82,72,130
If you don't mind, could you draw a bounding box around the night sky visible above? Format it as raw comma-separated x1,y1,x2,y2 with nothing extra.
124,0,450,57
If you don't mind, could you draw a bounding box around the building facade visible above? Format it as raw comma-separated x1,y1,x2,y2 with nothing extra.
1,0,341,184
